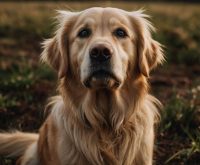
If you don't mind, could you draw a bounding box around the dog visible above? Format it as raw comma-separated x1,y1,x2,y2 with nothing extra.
0,7,164,165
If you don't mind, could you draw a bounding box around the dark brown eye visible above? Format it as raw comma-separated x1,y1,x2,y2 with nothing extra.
114,28,127,38
78,28,91,38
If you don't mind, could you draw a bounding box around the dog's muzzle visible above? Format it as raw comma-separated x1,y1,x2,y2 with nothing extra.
84,43,121,89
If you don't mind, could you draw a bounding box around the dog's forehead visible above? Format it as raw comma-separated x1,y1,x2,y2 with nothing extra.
75,7,130,26
82,7,127,16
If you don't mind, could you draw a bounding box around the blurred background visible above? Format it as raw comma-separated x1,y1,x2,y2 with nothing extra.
0,1,199,165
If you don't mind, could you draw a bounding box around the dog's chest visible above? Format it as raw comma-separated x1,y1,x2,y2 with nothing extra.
58,128,136,165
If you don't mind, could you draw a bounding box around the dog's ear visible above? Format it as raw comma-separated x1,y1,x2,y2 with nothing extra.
138,38,164,77
41,37,67,78
129,10,164,77
41,11,77,78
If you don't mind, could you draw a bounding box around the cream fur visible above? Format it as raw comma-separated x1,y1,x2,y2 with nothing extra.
0,7,164,165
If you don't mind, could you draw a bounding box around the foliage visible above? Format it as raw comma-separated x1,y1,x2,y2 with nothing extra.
159,86,200,164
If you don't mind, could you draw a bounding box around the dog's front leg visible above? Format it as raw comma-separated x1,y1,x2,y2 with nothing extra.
134,127,154,165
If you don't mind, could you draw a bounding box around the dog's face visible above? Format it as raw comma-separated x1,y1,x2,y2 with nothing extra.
41,8,163,90
70,8,134,89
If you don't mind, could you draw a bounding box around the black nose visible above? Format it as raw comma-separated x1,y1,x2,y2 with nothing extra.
90,45,112,62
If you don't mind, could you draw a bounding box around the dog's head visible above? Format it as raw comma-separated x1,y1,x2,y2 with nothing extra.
41,8,164,90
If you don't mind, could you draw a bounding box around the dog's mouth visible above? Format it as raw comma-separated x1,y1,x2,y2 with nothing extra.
84,70,121,89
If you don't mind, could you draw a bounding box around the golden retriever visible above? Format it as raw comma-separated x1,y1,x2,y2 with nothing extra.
0,7,164,165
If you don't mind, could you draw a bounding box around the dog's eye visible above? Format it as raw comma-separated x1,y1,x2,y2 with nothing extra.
78,28,91,38
114,28,127,38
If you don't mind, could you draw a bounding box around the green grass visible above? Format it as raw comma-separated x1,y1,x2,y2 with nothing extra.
158,86,200,164
0,2,200,165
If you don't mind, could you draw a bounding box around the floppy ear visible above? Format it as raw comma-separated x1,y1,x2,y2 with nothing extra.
41,37,67,78
41,11,77,78
138,37,164,77
130,10,164,77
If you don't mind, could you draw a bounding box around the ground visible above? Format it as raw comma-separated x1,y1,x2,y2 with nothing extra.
0,2,200,165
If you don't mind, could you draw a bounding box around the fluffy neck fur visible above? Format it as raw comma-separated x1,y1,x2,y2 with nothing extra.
52,74,160,165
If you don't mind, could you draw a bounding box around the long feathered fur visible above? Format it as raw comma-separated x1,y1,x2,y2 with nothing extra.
0,132,38,157
0,8,164,165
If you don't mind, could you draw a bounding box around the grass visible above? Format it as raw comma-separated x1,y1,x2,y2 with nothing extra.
158,86,200,164
154,73,200,164
0,1,200,165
